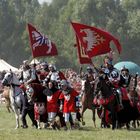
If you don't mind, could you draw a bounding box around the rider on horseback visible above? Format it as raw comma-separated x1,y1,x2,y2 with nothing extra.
19,60,40,85
80,66,97,97
37,62,49,83
119,66,131,88
101,55,123,109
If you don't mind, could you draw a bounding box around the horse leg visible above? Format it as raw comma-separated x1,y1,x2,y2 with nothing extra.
37,117,41,129
126,122,130,130
92,108,96,128
80,106,86,126
14,108,20,129
6,103,11,113
132,120,136,128
7,99,14,113
109,105,117,130
137,120,140,127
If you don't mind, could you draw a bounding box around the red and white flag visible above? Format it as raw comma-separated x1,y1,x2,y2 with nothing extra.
71,22,122,58
27,23,58,58
75,35,92,64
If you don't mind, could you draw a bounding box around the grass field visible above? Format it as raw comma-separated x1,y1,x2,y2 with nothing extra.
0,104,140,140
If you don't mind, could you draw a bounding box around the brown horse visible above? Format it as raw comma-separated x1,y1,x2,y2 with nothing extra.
80,74,96,127
2,86,13,113
128,75,140,128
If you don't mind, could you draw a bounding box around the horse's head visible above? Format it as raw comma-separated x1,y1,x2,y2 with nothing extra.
98,69,107,81
2,72,13,86
95,70,113,98
2,72,20,87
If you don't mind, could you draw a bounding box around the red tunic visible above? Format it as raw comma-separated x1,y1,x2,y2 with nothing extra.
59,89,79,113
47,90,61,112
58,71,66,80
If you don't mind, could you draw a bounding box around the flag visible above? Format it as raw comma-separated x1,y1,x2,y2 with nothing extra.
71,22,122,58
75,35,92,64
27,23,58,58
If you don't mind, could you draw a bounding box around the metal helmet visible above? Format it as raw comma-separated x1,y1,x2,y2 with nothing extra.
121,66,129,73
61,80,68,86
48,64,56,71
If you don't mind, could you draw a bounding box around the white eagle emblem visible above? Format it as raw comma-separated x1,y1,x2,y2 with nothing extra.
32,31,52,54
47,95,53,101
65,94,70,101
80,29,105,52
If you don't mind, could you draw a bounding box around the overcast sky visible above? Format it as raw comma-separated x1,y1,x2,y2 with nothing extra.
38,0,52,4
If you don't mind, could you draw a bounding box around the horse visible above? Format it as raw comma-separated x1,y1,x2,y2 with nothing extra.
2,71,23,129
2,86,13,113
26,83,47,129
94,73,118,130
80,74,96,127
128,75,140,128
94,73,140,130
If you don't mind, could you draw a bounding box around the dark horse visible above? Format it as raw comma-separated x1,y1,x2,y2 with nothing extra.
94,74,117,130
26,83,47,129
127,75,140,128
80,74,96,127
94,73,140,129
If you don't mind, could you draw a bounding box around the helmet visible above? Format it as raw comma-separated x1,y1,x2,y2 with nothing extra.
48,64,56,70
41,62,48,69
61,80,68,86
121,66,129,73
86,66,93,73
87,66,92,70
23,60,28,65
41,62,48,66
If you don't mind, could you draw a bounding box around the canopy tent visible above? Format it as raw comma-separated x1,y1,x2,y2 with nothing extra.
114,61,140,75
0,59,18,72
30,58,40,65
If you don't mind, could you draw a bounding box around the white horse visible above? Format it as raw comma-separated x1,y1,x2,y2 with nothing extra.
2,71,22,129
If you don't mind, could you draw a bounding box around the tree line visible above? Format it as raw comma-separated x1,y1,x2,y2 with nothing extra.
0,0,140,70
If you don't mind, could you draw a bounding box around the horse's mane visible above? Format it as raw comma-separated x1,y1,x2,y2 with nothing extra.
97,78,113,98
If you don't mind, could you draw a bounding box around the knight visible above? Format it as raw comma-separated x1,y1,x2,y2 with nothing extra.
19,60,31,84
119,66,131,88
80,65,97,97
44,64,66,88
37,62,49,83
101,54,123,109
59,80,79,130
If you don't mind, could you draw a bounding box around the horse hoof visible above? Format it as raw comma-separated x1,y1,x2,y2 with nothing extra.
15,126,19,129
82,122,85,126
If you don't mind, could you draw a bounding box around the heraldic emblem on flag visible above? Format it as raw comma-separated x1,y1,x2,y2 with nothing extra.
75,34,92,64
28,23,58,58
71,22,122,58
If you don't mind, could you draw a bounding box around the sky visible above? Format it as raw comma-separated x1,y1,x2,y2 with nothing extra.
38,0,52,4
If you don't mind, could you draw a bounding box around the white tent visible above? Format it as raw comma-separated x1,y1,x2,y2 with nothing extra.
0,59,18,72
30,58,40,65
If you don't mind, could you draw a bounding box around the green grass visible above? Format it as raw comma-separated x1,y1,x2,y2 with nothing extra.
0,104,140,140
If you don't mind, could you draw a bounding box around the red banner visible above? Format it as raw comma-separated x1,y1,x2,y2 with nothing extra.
27,23,58,58
75,35,92,64
71,22,122,58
